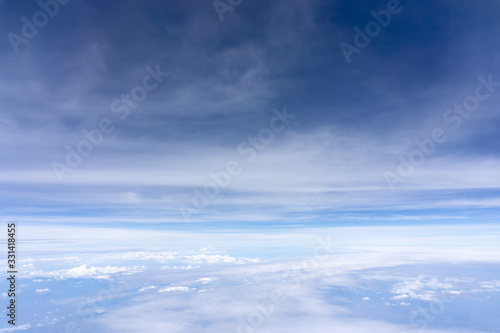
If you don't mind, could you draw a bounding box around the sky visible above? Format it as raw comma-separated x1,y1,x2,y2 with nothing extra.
1,0,500,227
2,224,500,332
1,0,500,332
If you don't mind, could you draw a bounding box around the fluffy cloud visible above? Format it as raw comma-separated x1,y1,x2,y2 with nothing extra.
391,276,458,301
22,264,145,280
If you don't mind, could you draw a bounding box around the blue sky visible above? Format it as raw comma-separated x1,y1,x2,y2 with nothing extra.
2,224,500,332
1,2,500,331
1,0,500,227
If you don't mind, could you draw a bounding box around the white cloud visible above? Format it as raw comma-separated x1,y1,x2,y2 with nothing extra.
391,294,409,300
139,285,158,292
35,288,50,293
162,265,198,270
107,251,178,262
158,286,190,293
184,254,260,264
22,265,145,280
198,289,214,293
391,276,458,302
96,250,260,267
92,270,462,333
15,226,491,333
195,277,218,284
20,256,78,263
0,324,31,332
479,280,500,291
